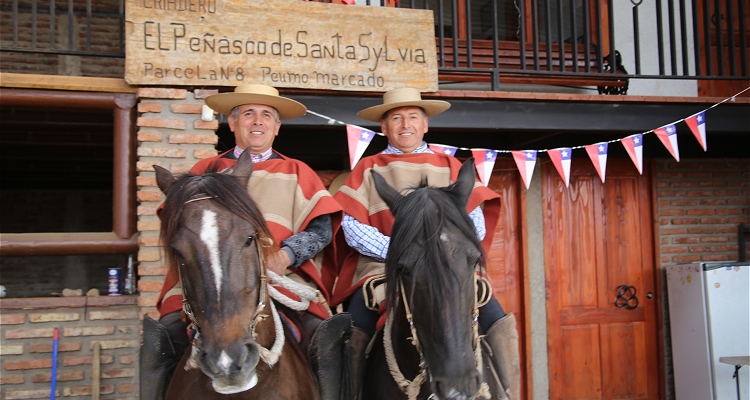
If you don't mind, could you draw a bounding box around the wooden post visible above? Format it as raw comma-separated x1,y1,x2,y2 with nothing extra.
92,342,101,400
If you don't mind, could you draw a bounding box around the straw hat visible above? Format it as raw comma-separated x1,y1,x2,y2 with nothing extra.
357,87,451,122
205,83,307,120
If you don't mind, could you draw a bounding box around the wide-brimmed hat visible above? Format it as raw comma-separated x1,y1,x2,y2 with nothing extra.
205,83,307,120
357,87,451,122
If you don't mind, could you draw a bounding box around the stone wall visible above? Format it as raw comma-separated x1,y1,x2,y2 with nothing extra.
0,297,139,399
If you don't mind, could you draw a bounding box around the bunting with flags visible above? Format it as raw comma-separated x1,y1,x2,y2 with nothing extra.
307,87,746,190
654,123,680,161
429,143,458,156
684,111,708,151
472,149,498,187
346,125,375,169
585,142,608,182
548,147,572,187
621,134,644,174
511,150,537,189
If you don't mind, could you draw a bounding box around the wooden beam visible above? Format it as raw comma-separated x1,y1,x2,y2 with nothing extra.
0,232,138,256
0,72,137,93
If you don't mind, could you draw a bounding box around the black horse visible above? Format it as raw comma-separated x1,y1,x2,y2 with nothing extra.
363,158,504,400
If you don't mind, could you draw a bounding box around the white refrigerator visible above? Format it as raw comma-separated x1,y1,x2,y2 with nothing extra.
667,262,750,400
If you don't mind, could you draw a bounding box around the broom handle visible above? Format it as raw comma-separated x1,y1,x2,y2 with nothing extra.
50,327,58,400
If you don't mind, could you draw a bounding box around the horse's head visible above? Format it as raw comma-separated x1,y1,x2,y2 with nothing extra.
155,151,275,395
372,158,485,400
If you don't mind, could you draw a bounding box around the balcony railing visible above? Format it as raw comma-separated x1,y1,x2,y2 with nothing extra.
1,0,747,91
0,0,125,57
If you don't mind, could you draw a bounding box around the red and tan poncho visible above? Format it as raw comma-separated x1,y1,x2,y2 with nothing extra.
331,152,501,306
157,151,342,320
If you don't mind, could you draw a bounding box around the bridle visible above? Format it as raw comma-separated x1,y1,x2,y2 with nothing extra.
383,268,493,400
178,195,286,371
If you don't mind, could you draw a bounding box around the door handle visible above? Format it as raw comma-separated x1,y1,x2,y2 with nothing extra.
614,285,639,309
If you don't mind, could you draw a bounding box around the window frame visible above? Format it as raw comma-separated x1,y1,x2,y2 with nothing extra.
0,88,138,256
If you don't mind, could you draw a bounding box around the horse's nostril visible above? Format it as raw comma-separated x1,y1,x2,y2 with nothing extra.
434,380,444,396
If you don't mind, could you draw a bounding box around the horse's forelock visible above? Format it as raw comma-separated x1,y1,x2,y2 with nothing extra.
385,186,484,315
159,172,274,273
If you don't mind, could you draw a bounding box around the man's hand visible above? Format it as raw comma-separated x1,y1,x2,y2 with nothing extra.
266,249,291,276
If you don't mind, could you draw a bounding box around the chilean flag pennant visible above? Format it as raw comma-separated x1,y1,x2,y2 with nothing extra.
585,142,609,182
511,150,537,190
428,143,458,156
547,147,572,187
471,149,498,186
654,123,680,161
621,134,644,174
684,111,707,151
346,125,375,169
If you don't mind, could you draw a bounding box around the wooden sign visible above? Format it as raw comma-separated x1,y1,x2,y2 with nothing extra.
125,0,438,91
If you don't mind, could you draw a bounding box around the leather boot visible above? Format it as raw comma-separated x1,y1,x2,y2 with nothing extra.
140,314,180,400
309,313,353,400
483,313,520,400
348,327,370,400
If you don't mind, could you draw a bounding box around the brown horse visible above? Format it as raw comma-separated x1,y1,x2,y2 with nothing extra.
154,150,319,400
363,158,504,400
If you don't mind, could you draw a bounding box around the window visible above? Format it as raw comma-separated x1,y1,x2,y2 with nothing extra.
0,88,137,297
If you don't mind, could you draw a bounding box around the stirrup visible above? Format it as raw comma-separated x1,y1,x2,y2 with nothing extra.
140,314,180,400
309,313,353,400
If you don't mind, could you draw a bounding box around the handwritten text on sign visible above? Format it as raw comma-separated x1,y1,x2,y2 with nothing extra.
125,0,438,91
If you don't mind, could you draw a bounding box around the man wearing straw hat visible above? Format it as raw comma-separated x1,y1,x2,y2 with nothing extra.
144,83,345,400
332,87,520,399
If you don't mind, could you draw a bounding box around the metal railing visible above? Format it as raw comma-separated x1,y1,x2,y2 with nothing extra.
1,0,747,89
396,0,749,90
0,0,125,57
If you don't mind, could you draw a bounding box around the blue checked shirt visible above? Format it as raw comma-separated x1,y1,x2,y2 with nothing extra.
342,142,486,262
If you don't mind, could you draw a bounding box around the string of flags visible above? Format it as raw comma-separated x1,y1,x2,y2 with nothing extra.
305,87,747,189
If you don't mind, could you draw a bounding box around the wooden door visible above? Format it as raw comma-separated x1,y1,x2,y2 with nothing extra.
543,159,660,400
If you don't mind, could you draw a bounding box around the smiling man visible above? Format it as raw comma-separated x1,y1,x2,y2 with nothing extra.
147,84,343,400
332,87,520,399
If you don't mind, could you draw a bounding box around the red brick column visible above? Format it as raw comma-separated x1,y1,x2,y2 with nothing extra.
134,88,219,319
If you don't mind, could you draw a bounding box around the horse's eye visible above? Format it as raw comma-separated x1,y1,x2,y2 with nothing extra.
244,236,254,247
469,251,482,267
398,262,412,278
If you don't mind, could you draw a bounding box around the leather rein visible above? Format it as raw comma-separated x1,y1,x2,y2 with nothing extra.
383,270,493,400
178,195,285,370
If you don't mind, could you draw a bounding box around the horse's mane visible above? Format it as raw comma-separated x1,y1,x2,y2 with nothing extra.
159,169,274,273
385,178,486,314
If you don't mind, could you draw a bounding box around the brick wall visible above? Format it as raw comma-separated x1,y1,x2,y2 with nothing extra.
0,297,139,399
133,88,221,318
657,158,750,262
655,157,750,400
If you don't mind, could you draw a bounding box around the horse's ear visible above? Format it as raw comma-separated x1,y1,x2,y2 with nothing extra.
231,149,254,187
372,169,401,212
154,165,175,195
453,157,476,207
